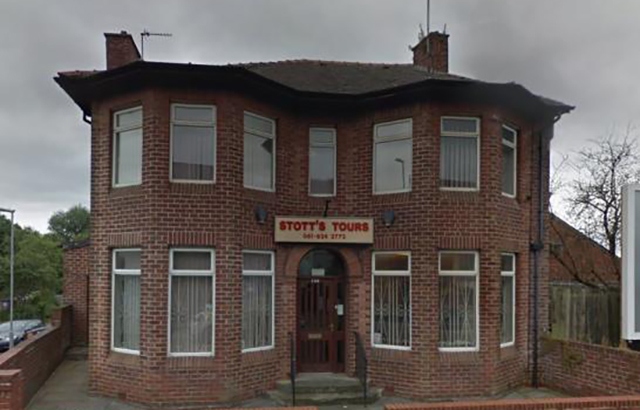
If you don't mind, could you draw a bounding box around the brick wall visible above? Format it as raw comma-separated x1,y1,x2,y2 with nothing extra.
83,83,553,406
63,243,89,346
385,396,640,410
0,305,72,410
541,337,640,396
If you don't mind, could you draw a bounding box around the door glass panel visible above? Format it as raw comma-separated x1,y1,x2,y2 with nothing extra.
299,249,345,277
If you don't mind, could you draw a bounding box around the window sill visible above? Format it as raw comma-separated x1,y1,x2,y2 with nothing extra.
170,179,216,185
372,344,411,351
242,345,274,354
107,350,141,368
371,346,412,362
243,187,277,203
109,184,144,198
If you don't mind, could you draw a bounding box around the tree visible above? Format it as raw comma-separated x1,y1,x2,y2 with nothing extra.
47,204,90,246
564,130,640,256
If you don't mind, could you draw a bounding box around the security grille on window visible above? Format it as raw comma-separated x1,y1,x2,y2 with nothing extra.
309,128,336,196
373,119,412,194
169,249,215,356
113,107,142,187
244,112,276,191
112,249,141,354
440,117,480,190
242,251,274,351
501,253,515,346
502,126,517,197
439,251,479,350
372,252,411,349
171,105,216,182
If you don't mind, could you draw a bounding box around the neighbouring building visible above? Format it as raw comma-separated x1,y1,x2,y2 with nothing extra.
55,30,572,407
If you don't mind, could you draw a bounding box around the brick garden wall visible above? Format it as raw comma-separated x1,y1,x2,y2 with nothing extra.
0,305,72,410
385,396,640,410
63,243,89,346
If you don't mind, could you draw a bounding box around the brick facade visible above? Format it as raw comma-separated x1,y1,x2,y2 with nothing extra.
62,242,89,346
57,32,570,408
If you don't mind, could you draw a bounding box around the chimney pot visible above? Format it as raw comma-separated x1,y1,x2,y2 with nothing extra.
412,32,449,73
105,31,141,70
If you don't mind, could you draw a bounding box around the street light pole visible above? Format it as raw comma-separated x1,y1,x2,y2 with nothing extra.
0,208,15,349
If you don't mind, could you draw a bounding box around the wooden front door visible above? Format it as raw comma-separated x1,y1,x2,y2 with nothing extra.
297,277,345,372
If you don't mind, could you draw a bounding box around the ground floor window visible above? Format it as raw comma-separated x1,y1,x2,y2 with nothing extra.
501,253,515,347
112,249,141,354
169,249,215,356
242,251,274,351
439,251,479,351
372,252,411,349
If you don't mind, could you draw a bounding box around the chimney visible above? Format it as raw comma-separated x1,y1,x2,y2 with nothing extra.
105,31,141,70
412,31,449,73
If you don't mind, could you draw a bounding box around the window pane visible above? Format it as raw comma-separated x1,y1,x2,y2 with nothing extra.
440,253,476,272
502,144,515,195
244,133,274,189
442,118,478,134
115,128,142,186
501,275,514,344
374,253,409,271
376,121,412,140
310,129,335,145
245,113,274,135
375,139,411,193
174,106,213,122
243,253,272,271
172,125,215,181
170,276,213,353
440,136,477,188
439,276,476,348
310,146,335,195
173,251,212,271
116,109,142,129
242,275,273,349
373,275,410,347
502,127,516,144
115,250,140,270
113,274,140,350
501,254,514,272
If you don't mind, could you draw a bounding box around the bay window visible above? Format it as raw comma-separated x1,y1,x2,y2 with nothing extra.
372,252,411,349
501,253,516,347
373,119,412,194
113,107,142,187
112,249,140,354
171,104,216,182
502,125,517,197
169,249,215,356
439,251,479,351
242,251,275,352
309,128,336,196
244,112,276,191
440,117,480,190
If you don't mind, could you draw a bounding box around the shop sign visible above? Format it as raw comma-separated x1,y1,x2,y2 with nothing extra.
275,217,374,244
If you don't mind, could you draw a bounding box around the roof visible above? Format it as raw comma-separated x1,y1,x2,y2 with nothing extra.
55,59,573,119
237,60,474,95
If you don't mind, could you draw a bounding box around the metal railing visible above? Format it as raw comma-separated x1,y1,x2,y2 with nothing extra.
354,331,368,406
289,332,296,407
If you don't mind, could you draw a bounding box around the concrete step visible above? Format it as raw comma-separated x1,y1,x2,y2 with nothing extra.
269,373,381,406
267,387,382,406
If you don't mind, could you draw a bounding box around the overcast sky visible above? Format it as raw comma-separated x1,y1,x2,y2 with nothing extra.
1,0,639,231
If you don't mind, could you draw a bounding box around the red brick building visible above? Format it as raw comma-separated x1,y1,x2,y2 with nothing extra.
56,31,572,407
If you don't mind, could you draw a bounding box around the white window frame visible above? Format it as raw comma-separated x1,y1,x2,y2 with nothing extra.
308,127,337,197
502,125,517,198
112,106,143,188
438,250,480,352
169,104,217,184
167,248,216,357
500,253,516,348
440,116,481,192
373,118,413,195
244,111,276,192
111,248,141,355
370,251,412,350
241,250,275,353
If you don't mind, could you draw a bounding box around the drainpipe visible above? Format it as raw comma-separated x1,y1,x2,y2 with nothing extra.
531,114,561,388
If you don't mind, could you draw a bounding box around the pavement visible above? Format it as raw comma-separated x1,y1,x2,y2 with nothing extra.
27,359,566,410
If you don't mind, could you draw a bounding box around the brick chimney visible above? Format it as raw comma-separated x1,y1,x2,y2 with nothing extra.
105,31,141,70
412,31,449,73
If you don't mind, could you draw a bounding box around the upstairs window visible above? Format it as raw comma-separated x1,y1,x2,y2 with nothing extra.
309,128,336,196
113,107,142,187
373,119,412,194
440,117,480,190
171,105,216,182
502,126,517,197
244,112,276,191
112,249,141,354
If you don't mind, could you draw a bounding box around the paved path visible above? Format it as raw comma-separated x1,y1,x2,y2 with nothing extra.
27,359,565,410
